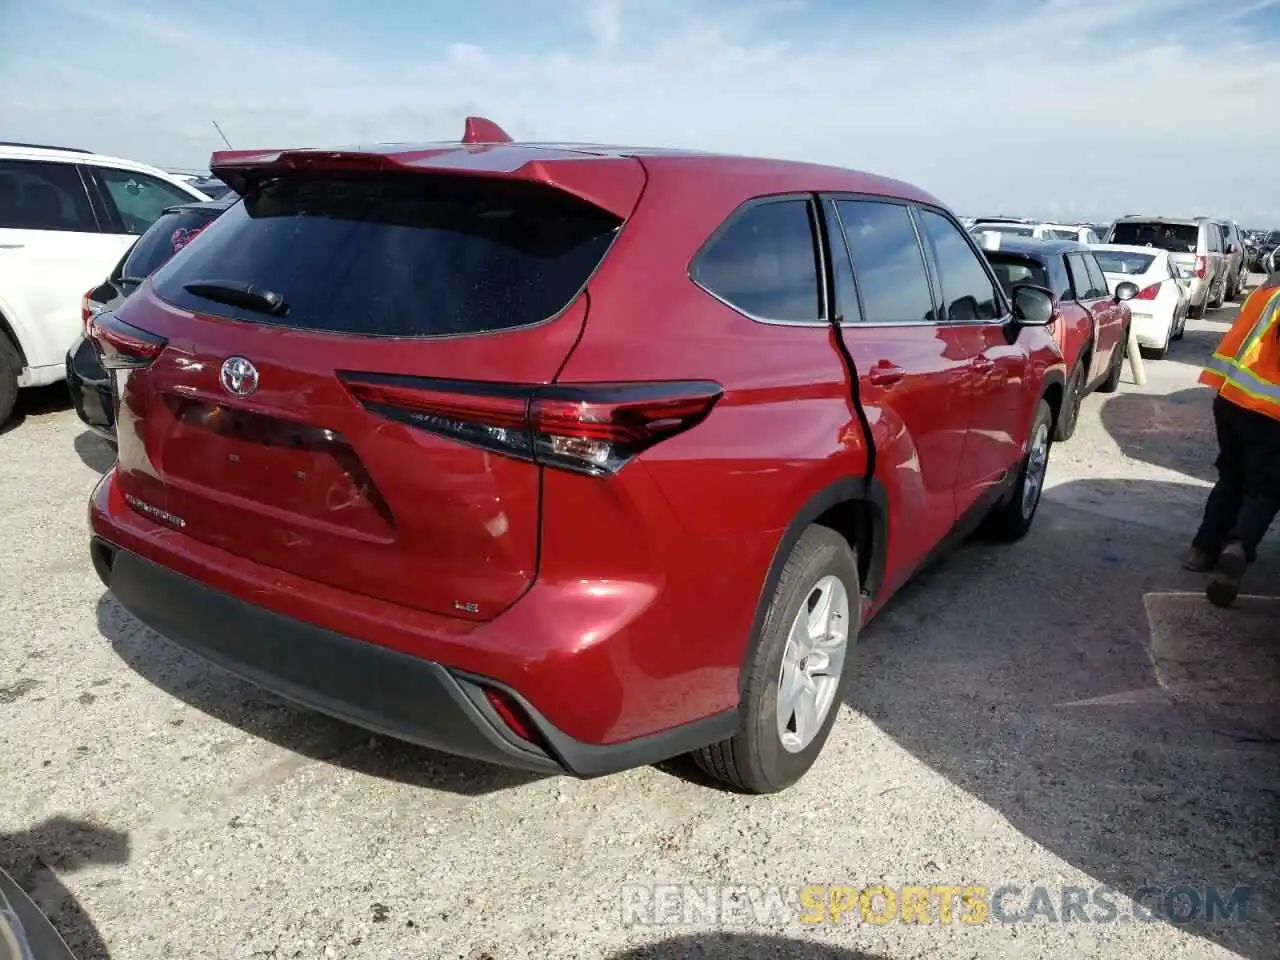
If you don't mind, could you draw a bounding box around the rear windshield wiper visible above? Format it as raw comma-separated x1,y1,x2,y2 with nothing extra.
182,279,290,316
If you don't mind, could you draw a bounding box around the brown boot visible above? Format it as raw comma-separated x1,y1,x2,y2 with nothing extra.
1206,542,1247,608
1183,546,1216,572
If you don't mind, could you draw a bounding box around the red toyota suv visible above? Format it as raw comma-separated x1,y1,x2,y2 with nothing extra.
87,118,1066,794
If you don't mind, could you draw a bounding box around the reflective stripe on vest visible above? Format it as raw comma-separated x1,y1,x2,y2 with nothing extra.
1201,287,1280,404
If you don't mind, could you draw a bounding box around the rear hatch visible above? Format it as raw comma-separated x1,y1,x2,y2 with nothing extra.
106,159,635,620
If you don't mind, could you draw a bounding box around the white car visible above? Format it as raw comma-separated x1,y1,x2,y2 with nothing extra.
0,141,209,423
970,219,1101,244
1091,243,1191,360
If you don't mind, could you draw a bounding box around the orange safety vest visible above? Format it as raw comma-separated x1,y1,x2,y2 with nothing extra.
1199,285,1280,422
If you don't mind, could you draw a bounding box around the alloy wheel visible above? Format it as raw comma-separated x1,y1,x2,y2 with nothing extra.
776,574,850,753
1021,421,1050,519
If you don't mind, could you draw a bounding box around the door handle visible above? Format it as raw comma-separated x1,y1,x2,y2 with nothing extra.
867,362,905,386
970,354,994,372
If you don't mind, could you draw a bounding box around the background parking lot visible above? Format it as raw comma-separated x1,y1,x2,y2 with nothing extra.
2,296,1278,959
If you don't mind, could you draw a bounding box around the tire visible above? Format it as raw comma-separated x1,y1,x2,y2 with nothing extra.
1054,359,1085,441
693,525,860,794
1172,306,1186,341
1210,278,1225,310
0,333,19,427
1097,331,1126,394
1226,272,1238,303
982,399,1053,542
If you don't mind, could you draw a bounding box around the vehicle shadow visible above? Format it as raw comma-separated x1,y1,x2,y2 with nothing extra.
73,431,116,473
95,594,550,797
0,383,72,437
846,477,1280,960
0,815,129,960
1098,385,1218,483
606,934,887,959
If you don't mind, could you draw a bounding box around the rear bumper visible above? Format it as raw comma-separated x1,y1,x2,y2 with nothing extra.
65,334,116,440
1129,307,1175,347
90,536,737,776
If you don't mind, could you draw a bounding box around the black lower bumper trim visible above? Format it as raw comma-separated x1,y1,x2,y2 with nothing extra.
94,539,739,778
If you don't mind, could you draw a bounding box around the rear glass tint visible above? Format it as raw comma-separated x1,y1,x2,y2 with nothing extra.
1107,221,1198,253
150,175,621,337
1093,251,1155,275
120,208,221,280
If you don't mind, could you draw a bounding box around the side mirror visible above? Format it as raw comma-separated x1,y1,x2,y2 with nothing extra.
1114,281,1139,302
1010,284,1055,326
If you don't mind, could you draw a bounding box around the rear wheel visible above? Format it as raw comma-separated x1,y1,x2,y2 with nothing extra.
693,525,859,794
982,399,1053,542
1097,329,1127,394
0,334,19,427
1054,359,1085,441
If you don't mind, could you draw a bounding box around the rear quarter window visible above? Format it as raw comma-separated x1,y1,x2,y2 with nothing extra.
151,175,622,337
120,208,221,280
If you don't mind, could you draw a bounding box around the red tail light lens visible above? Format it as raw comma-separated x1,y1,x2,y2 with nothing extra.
81,290,100,336
340,374,723,476
92,312,169,370
1195,255,1207,279
1133,282,1161,301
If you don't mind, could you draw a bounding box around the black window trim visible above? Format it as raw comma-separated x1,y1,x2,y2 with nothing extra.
687,192,830,327
819,196,866,326
77,164,117,233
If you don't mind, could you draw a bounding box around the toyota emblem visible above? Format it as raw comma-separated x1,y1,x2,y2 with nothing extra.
220,356,259,397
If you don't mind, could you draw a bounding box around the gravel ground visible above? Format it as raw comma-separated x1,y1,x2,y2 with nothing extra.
2,291,1278,960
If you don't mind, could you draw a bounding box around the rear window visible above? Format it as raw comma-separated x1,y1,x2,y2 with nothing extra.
975,224,1036,237
119,208,221,281
1093,251,1156,275
1042,228,1079,240
151,175,622,337
984,253,1049,295
1107,221,1198,253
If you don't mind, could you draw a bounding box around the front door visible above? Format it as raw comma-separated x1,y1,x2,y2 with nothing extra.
825,196,971,586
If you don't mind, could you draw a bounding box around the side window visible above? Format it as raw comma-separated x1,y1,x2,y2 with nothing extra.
0,159,96,232
834,199,936,324
692,198,822,323
94,167,196,236
1205,226,1221,254
917,209,1001,321
1050,257,1073,301
823,200,862,324
1083,254,1110,299
1065,254,1092,300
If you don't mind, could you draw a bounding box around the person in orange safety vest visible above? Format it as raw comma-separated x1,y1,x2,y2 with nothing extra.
1184,265,1280,606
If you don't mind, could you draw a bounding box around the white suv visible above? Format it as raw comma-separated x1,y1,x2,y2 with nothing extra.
0,142,210,423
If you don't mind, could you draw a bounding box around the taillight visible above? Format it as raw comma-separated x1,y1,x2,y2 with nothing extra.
340,374,723,477
92,312,169,370
1134,282,1161,301
81,290,101,336
1195,255,1207,279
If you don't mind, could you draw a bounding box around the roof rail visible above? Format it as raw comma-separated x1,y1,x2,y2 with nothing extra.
0,140,92,153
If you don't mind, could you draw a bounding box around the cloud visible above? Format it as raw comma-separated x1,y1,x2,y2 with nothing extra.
2,0,1278,223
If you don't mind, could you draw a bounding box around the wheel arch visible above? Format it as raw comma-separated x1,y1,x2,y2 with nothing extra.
1038,368,1066,435
737,475,888,695
0,298,28,367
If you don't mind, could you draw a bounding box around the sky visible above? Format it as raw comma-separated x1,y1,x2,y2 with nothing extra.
2,0,1278,225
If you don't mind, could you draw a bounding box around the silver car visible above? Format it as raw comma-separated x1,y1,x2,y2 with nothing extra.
1207,218,1249,301
1104,217,1227,317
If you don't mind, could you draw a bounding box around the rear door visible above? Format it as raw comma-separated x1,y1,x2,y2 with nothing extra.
0,158,115,374
113,170,629,621
825,196,970,584
1065,252,1112,382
